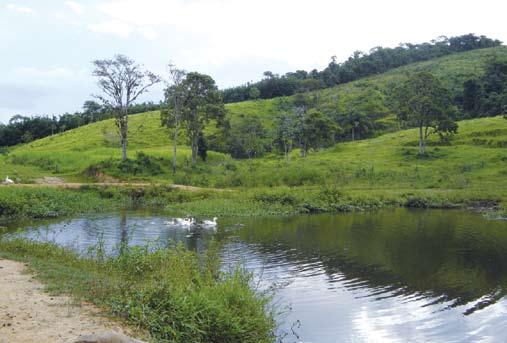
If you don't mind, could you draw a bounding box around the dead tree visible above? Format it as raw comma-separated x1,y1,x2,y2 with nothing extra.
92,55,160,161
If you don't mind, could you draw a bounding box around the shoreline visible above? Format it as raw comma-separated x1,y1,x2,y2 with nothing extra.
0,258,144,343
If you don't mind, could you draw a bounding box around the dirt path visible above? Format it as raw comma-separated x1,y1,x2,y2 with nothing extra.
4,181,225,192
0,258,142,343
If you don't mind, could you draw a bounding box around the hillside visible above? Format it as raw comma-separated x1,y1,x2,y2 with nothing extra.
1,109,506,193
1,47,506,200
226,46,507,128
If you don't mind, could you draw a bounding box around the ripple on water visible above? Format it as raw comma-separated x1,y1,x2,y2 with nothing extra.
7,209,507,342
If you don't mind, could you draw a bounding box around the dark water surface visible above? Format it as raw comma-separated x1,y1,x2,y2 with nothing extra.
5,209,507,342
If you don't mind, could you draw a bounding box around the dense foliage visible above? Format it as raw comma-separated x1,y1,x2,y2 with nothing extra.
162,72,227,166
460,58,507,117
221,34,502,103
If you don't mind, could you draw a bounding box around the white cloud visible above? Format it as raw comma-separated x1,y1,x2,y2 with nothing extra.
65,1,84,15
89,20,133,38
12,67,88,84
138,26,158,40
6,4,35,14
88,19,157,40
91,0,507,70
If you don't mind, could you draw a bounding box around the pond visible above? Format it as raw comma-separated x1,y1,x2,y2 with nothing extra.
4,208,507,342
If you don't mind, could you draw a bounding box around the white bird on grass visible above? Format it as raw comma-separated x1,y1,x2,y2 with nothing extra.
2,176,14,185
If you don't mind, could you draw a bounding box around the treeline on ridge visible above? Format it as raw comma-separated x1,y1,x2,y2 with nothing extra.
0,101,161,147
221,34,502,103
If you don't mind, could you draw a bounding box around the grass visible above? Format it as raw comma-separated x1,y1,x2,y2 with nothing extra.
0,48,506,215
0,238,275,343
1,115,507,218
2,46,507,183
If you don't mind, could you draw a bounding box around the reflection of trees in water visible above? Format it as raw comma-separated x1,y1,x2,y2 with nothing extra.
119,210,128,255
236,209,507,314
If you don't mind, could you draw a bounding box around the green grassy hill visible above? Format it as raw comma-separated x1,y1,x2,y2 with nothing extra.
225,46,507,128
1,47,506,207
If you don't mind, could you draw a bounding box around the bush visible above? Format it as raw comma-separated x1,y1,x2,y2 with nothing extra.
118,152,163,175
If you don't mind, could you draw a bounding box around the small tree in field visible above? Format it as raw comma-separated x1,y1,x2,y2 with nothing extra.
161,64,187,174
249,86,261,100
295,109,338,157
179,72,225,166
92,55,160,161
228,115,267,159
275,113,296,162
393,72,457,155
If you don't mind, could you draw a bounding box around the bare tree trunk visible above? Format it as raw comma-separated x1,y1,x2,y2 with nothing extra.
121,112,128,161
300,144,307,158
352,127,355,141
418,124,424,155
191,133,198,166
121,138,127,161
172,124,178,175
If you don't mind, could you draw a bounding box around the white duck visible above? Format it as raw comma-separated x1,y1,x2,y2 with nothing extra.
3,176,14,185
175,217,196,228
200,217,218,229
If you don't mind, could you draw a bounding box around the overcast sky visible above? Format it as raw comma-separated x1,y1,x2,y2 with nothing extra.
0,0,506,123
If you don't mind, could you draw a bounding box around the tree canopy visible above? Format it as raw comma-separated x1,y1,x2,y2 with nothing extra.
393,72,458,155
178,72,226,165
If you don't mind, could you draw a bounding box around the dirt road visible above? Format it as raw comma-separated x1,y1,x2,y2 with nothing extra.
0,259,141,343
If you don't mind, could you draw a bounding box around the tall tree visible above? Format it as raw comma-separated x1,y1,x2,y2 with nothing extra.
161,64,187,174
393,72,458,155
82,100,105,124
228,115,267,159
462,79,482,114
92,55,160,161
295,109,338,157
275,113,296,162
179,72,225,166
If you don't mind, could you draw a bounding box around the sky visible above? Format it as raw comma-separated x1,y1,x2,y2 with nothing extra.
0,0,506,124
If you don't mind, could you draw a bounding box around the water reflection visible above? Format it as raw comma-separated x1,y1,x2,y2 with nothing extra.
4,209,507,342
226,209,507,342
8,211,215,255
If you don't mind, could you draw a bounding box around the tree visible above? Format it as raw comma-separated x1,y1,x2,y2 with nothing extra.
462,79,482,114
339,112,375,141
393,72,458,155
228,115,267,159
275,113,296,162
92,55,160,161
82,100,104,124
295,109,338,157
161,64,187,174
248,86,260,100
197,131,208,161
179,72,225,166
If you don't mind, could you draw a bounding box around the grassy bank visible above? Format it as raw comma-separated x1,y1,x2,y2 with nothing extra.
1,184,504,222
0,238,275,343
